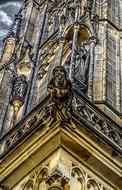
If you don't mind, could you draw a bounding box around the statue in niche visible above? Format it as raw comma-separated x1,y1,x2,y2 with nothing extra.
48,15,56,35
12,74,27,100
67,1,76,23
59,9,67,36
75,43,90,83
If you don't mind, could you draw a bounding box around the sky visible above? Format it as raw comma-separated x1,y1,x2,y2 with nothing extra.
0,0,24,54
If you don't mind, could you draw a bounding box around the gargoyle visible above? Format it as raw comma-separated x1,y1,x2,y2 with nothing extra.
48,66,73,121
38,66,75,129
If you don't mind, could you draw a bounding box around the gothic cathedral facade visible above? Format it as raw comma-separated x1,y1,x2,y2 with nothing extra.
0,0,122,190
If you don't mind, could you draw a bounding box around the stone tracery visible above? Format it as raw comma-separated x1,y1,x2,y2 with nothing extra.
20,165,113,190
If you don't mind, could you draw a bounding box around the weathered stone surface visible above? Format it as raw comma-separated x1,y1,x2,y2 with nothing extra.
0,1,122,190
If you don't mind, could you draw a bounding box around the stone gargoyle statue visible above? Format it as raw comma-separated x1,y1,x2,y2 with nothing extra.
38,65,75,128
48,65,73,121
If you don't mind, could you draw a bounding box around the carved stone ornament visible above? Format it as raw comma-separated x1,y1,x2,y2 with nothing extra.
73,96,122,150
10,74,28,116
46,169,69,190
11,74,27,100
48,66,72,116
75,43,90,83
37,66,74,127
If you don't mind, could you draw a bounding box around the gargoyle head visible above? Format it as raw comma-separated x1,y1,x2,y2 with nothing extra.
53,66,67,85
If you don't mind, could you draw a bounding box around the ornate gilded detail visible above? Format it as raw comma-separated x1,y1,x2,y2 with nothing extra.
46,169,69,190
20,167,69,190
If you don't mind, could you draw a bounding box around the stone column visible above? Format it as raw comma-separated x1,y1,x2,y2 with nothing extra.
69,23,80,83
54,38,66,67
0,68,13,134
18,0,33,58
0,36,16,63
69,0,81,83
46,169,69,190
116,33,121,112
87,37,96,100
33,2,48,61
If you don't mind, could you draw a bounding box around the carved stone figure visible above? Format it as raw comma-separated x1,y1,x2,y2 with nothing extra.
12,74,27,100
37,67,75,129
75,43,90,82
59,10,67,36
38,62,49,79
67,3,75,23
47,66,73,121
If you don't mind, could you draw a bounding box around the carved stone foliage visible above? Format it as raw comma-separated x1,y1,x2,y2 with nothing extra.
20,167,69,190
38,39,58,81
45,1,77,40
0,89,122,157
46,169,69,190
11,74,27,101
73,94,122,152
46,9,60,38
71,166,112,190
0,96,49,156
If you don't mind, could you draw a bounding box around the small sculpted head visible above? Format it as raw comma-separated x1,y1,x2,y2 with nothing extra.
53,66,67,85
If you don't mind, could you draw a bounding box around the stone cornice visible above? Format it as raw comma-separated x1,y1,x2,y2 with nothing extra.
0,88,122,159
0,126,121,189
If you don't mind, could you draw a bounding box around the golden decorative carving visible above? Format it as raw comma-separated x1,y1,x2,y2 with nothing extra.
46,169,69,190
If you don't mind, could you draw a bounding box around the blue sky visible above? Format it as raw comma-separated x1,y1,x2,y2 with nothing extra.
0,0,23,54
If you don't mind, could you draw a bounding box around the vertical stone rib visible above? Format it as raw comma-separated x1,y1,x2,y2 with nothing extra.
0,69,13,134
69,1,80,83
88,38,96,100
69,24,79,82
18,0,33,58
116,33,121,112
102,22,107,101
54,38,65,67
120,34,122,113
25,3,48,114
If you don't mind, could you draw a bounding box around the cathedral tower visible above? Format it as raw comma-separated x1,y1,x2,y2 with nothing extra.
0,0,122,190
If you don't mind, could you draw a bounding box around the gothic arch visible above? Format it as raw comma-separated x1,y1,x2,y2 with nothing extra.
62,25,91,73
71,166,85,181
22,178,34,190
78,25,91,45
87,178,101,190
34,166,49,190
64,25,91,44
71,166,85,190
